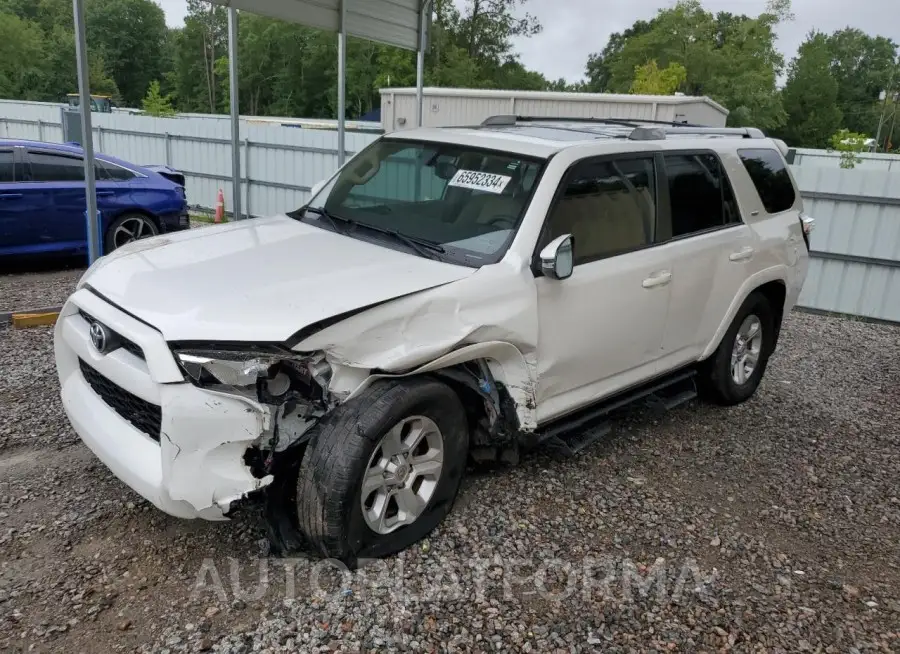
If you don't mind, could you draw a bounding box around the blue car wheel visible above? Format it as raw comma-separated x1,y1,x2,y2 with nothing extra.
105,213,159,252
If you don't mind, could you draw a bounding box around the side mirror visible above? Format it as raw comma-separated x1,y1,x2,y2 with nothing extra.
310,179,326,198
539,234,574,280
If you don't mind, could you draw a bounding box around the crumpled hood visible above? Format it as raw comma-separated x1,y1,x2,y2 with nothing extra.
80,215,476,343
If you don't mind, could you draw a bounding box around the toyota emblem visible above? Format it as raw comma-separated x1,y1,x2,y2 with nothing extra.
89,321,110,354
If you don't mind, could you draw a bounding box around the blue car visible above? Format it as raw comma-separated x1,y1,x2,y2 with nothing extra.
0,139,189,258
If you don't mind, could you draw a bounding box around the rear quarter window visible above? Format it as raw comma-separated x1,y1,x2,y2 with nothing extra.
738,148,796,214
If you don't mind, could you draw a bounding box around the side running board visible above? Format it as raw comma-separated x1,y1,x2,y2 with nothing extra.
538,369,698,458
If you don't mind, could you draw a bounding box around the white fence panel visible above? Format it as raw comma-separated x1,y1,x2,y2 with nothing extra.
793,148,900,171
1,99,898,323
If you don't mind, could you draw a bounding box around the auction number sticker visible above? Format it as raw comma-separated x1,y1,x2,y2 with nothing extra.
448,169,512,194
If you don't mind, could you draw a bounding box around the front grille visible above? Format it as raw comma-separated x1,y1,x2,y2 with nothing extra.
78,310,145,361
79,359,161,442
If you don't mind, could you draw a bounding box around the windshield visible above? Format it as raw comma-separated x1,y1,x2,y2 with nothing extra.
300,138,545,267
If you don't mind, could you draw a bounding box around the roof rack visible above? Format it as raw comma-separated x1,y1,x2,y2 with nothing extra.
480,115,765,140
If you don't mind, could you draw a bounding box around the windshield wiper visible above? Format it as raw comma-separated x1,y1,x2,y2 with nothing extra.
362,224,446,259
297,206,446,260
301,205,352,234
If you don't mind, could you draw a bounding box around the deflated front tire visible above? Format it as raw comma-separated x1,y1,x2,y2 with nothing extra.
269,378,469,566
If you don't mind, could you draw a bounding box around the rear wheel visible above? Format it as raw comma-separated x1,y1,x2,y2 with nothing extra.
105,213,159,252
276,378,468,565
699,292,775,405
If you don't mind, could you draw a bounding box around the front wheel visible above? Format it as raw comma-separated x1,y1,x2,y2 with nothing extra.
699,291,775,405
288,378,469,565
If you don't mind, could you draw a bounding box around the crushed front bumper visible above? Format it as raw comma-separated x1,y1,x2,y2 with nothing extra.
54,289,272,520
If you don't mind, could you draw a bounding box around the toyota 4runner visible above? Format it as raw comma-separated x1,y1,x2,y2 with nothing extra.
54,116,813,563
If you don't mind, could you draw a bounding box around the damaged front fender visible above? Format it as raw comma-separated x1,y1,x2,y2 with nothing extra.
296,260,541,431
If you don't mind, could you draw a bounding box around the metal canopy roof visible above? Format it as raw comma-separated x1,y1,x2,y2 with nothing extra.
207,0,426,50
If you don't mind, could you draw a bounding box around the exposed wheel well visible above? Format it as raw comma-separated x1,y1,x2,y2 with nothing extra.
754,280,787,347
430,362,522,467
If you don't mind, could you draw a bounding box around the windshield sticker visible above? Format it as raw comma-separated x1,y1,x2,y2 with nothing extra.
448,169,512,194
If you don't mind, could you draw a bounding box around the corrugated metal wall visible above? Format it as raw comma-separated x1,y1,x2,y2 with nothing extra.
792,148,900,171
791,165,900,323
1,102,897,322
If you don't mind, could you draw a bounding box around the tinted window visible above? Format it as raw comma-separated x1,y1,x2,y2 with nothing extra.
98,160,135,181
28,152,85,182
0,151,13,183
665,153,738,237
545,157,656,264
738,148,796,214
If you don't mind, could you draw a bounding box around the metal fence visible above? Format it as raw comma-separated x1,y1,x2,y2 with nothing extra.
1,102,898,323
793,147,900,172
791,165,900,323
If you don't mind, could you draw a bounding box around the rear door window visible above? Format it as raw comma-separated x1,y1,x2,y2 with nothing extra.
27,152,86,182
664,152,739,238
0,150,13,182
738,148,796,214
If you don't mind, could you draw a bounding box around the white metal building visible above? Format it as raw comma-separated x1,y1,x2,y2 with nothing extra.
380,87,729,131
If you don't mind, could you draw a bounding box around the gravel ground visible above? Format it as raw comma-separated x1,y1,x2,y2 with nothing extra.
0,268,85,313
1,312,898,653
0,222,211,314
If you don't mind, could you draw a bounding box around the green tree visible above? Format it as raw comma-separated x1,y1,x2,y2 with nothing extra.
0,12,45,100
142,80,176,116
455,0,541,65
180,0,227,113
595,0,789,131
630,60,687,95
84,0,168,106
780,32,843,147
39,25,120,101
584,21,654,92
829,129,871,168
825,29,899,136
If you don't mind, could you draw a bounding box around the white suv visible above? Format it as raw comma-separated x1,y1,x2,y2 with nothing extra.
54,117,811,563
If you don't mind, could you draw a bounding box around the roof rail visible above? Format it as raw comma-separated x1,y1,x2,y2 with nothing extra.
480,114,766,139
480,115,702,128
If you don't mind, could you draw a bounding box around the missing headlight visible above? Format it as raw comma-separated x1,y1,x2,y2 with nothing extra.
173,348,330,407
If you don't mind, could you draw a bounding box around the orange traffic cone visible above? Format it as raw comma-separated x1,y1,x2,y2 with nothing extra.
214,188,225,223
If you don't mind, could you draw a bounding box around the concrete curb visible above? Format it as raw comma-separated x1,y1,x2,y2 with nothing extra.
0,306,64,328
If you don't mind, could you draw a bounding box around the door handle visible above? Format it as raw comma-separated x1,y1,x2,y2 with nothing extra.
642,270,672,289
95,190,115,196
729,246,754,262
0,193,23,199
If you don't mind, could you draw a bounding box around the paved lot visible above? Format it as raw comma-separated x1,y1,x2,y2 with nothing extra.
1,312,898,653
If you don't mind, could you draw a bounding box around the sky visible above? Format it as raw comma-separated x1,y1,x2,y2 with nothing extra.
156,0,900,83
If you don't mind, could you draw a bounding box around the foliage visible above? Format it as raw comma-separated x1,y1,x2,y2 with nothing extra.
454,0,541,64
585,0,789,132
630,60,687,95
0,0,895,149
584,21,653,93
829,129,871,168
142,80,176,116
780,32,843,148
84,0,169,106
0,12,47,100
825,29,898,136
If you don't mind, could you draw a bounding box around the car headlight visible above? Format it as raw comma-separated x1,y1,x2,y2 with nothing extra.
173,348,332,405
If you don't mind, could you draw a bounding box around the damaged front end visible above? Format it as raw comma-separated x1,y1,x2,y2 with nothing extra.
172,345,337,502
